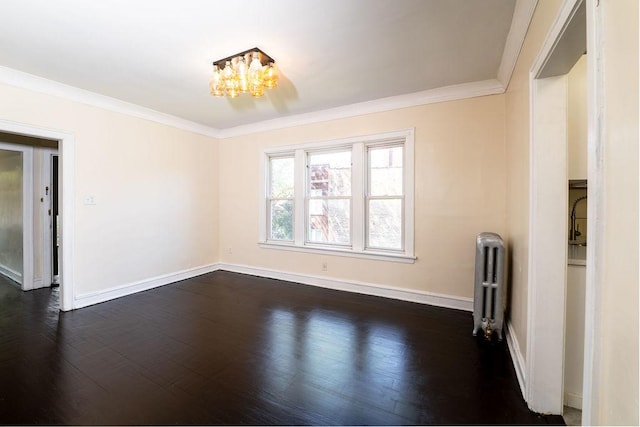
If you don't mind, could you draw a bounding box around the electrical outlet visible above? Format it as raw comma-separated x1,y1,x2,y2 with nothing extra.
227,247,233,255
321,261,328,272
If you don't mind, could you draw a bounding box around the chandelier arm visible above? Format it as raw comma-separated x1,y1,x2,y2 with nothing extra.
213,47,275,69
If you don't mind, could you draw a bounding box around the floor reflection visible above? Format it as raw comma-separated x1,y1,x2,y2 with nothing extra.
262,306,411,420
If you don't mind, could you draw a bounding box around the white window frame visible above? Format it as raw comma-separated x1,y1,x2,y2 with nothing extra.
365,142,405,252
266,154,295,242
259,128,415,263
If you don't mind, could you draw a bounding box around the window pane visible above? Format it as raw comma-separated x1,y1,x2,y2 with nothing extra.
270,157,294,198
308,199,350,244
270,200,293,240
368,199,402,250
369,146,403,196
308,151,351,197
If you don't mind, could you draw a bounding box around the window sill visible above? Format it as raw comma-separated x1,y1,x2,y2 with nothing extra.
258,241,416,264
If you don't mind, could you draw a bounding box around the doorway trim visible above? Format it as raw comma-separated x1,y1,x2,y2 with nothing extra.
527,71,569,414
527,0,602,421
528,0,581,414
0,119,75,311
40,148,59,289
581,0,604,424
525,0,583,414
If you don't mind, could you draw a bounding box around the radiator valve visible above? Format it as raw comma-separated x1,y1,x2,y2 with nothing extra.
484,323,493,341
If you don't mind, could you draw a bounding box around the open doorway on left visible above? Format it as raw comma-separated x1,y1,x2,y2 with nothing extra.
0,131,59,310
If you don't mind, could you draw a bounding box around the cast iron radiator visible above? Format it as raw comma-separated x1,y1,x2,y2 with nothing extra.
472,232,506,340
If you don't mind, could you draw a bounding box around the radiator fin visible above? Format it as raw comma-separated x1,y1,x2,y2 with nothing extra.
472,233,506,340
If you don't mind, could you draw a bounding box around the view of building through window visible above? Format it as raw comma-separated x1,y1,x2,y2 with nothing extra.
368,145,403,249
308,150,351,245
268,156,294,240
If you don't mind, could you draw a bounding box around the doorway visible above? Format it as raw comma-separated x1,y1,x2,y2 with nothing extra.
526,0,597,422
0,138,60,296
0,120,75,312
40,150,60,289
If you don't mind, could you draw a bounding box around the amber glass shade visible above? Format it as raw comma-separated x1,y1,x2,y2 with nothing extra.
222,61,239,98
263,63,278,89
209,65,224,96
235,57,249,93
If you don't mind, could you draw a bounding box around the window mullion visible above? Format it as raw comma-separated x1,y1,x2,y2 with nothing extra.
294,149,305,246
352,142,364,251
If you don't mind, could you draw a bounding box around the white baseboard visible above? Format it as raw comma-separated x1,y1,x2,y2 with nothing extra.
564,391,582,410
506,319,527,399
0,263,22,285
74,263,219,309
71,261,472,312
217,262,473,312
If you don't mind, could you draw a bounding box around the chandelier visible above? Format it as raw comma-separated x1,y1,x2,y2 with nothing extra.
209,47,278,98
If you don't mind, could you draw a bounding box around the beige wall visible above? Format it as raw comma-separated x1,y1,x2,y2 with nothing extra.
219,95,507,299
0,83,219,297
504,0,563,359
595,0,638,423
567,54,588,180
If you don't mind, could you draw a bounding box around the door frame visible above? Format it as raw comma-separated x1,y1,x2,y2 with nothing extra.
0,119,75,311
40,148,59,289
527,0,603,422
0,141,33,290
527,72,569,414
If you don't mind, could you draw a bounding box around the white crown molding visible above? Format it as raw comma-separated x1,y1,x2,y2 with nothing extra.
506,319,527,399
0,66,220,138
218,79,505,138
74,263,219,309
1,68,510,141
498,0,539,88
218,262,473,312
0,64,508,140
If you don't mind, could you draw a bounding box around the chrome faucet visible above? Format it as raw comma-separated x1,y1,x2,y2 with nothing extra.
569,195,587,242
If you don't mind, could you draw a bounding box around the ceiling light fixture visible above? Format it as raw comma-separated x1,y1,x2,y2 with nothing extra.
209,47,278,98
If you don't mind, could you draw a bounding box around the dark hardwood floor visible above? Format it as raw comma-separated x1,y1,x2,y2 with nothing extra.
0,271,564,425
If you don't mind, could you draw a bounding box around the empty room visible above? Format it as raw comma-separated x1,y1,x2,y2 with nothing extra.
0,0,637,425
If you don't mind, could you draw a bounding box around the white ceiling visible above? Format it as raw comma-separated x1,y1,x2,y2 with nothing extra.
0,0,520,132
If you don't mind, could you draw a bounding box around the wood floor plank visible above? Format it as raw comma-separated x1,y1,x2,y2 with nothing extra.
0,271,565,425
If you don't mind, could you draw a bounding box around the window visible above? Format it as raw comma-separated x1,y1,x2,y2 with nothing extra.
268,156,294,241
261,129,414,263
367,145,403,250
307,149,351,245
